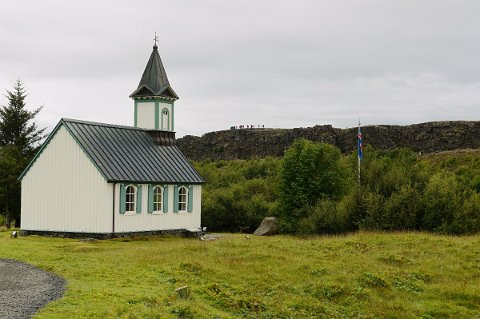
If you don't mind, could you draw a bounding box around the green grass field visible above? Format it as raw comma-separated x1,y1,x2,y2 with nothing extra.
0,231,479,319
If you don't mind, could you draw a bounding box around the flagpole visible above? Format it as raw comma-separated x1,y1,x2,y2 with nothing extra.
358,119,361,185
358,150,361,185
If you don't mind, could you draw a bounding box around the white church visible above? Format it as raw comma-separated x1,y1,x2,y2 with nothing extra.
19,43,204,238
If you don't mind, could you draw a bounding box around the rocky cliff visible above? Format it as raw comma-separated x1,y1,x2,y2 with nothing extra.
176,121,480,161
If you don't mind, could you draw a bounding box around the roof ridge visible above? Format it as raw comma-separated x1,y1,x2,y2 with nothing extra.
61,118,146,131
21,118,203,184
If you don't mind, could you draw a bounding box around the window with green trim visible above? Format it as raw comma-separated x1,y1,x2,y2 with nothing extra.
153,186,163,212
178,186,187,212
125,185,136,212
162,108,169,130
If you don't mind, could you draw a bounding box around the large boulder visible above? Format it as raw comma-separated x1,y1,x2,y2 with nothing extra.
253,217,278,236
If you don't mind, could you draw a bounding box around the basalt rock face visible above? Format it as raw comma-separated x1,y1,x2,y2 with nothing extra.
176,121,480,161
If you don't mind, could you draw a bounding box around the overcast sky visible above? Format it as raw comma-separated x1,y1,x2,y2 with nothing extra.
1,0,479,137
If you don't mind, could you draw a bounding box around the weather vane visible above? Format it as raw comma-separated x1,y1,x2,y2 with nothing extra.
154,31,158,46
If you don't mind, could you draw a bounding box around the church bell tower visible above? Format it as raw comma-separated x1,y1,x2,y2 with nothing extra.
129,40,179,131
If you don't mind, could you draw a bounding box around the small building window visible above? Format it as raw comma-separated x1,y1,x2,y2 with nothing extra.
153,186,163,212
178,186,187,212
125,185,136,212
162,108,169,130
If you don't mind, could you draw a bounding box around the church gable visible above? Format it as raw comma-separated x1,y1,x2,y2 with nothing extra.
19,121,105,182
158,86,178,99
21,124,103,181
134,85,155,96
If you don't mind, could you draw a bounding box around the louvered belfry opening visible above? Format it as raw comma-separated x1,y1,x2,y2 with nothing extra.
147,130,176,146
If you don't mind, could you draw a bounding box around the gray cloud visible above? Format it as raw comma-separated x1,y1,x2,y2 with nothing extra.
1,0,479,137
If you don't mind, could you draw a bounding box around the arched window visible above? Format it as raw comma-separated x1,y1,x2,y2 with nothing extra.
125,185,136,212
162,108,169,130
178,186,187,212
153,186,163,212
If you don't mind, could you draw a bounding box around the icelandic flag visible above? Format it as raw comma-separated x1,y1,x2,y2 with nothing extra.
358,125,363,160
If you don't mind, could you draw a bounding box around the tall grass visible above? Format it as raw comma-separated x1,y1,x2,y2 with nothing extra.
0,231,479,318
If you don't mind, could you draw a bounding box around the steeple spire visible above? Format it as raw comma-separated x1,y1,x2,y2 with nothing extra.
129,42,178,100
131,42,178,132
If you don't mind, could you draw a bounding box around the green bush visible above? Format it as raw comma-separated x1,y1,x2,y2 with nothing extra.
359,191,386,231
336,187,364,231
422,172,462,232
448,191,480,234
359,148,425,196
307,200,348,234
470,175,480,193
196,158,280,232
279,139,350,232
383,184,423,230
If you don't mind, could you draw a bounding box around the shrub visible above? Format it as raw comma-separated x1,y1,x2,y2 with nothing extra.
279,139,350,232
383,184,423,230
337,187,364,231
448,191,480,234
422,172,462,232
359,191,386,231
296,200,349,235
197,158,280,232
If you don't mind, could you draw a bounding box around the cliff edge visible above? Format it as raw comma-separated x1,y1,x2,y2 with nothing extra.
177,121,480,161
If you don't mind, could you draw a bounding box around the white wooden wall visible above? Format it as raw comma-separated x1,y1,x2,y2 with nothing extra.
136,101,173,131
114,184,202,233
21,126,113,233
137,101,155,129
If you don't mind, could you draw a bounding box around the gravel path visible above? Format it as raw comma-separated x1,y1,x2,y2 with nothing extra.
0,259,66,319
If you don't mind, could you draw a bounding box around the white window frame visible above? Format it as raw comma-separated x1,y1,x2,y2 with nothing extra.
162,108,169,130
125,184,136,216
152,185,163,214
178,186,188,212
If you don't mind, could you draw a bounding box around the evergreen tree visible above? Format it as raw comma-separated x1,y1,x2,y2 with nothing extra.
0,146,24,228
0,80,45,158
0,80,45,228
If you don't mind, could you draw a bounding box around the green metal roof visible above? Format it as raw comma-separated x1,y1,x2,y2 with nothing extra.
20,118,204,184
130,45,179,100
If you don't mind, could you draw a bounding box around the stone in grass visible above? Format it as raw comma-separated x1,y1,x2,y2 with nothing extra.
253,217,278,236
175,285,192,299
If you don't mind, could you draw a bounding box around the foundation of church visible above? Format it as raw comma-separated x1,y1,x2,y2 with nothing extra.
19,228,205,239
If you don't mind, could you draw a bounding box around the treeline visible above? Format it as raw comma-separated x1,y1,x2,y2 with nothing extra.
195,139,480,235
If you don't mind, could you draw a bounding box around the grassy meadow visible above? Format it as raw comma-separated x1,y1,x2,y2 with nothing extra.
1,231,479,318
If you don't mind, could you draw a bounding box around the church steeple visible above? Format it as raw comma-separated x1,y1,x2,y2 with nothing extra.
130,44,179,100
130,43,178,131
